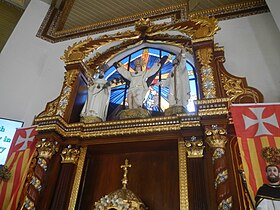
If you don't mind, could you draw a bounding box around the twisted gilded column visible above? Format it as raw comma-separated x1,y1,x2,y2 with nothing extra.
21,139,59,210
205,125,232,210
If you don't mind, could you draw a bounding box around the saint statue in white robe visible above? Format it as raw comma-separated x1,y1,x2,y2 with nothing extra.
161,48,190,109
80,72,111,121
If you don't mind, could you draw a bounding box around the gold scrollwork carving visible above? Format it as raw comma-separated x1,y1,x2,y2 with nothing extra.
218,196,233,210
221,73,259,102
184,136,205,158
60,37,93,64
36,139,59,160
61,145,80,164
23,196,35,210
37,98,59,118
189,16,220,39
205,125,227,148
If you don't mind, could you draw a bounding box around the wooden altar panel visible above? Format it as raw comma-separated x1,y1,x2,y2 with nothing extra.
77,139,179,210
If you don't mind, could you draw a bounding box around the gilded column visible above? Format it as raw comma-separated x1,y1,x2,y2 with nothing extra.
21,138,59,210
205,125,232,210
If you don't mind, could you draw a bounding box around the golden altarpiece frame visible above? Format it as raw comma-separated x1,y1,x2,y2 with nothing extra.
19,17,263,210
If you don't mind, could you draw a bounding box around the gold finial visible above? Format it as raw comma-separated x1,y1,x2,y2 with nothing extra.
120,159,132,189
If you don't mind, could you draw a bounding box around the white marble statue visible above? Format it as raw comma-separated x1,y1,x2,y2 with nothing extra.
80,71,111,121
161,48,190,108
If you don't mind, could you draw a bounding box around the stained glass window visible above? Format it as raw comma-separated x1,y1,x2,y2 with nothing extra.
104,47,198,119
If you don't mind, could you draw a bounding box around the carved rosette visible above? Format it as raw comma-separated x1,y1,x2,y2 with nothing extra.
61,145,80,164
205,125,232,209
184,136,205,158
21,139,59,210
196,47,217,99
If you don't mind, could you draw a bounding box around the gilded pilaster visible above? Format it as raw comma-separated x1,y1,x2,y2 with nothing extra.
205,125,232,210
178,139,189,210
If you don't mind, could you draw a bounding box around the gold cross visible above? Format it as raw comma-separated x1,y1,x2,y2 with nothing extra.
120,159,132,189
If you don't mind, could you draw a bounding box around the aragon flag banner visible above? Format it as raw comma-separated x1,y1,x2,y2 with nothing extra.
231,103,280,200
0,126,37,210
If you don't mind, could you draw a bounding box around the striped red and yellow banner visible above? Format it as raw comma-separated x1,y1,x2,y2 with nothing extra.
0,126,37,210
231,103,280,201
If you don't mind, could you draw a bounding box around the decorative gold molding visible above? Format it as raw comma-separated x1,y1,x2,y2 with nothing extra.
61,145,80,164
36,139,59,160
178,139,189,210
68,147,87,210
205,125,227,148
184,136,205,158
189,0,268,21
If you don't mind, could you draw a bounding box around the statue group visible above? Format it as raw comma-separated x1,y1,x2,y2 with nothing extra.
81,47,190,122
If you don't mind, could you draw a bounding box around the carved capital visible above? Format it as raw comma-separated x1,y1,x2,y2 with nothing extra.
185,136,205,158
36,139,59,160
205,125,227,148
61,145,80,164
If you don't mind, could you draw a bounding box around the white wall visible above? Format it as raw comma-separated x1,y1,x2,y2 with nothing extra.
0,0,279,126
216,13,280,103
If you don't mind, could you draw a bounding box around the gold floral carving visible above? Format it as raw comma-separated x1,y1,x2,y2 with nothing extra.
37,97,59,117
196,48,213,67
184,136,205,158
221,73,259,102
61,146,80,164
68,147,87,210
56,70,79,117
190,16,220,39
215,169,228,189
205,125,227,148
218,196,233,210
36,139,59,160
261,147,280,165
178,139,189,210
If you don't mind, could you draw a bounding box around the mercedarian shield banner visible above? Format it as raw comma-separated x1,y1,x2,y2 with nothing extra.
0,126,37,210
231,103,280,201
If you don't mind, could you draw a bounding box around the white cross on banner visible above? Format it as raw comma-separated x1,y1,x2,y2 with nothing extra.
0,126,38,210
231,103,280,202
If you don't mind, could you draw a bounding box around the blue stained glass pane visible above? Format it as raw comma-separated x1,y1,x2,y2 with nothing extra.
149,48,160,56
120,57,129,65
161,51,172,57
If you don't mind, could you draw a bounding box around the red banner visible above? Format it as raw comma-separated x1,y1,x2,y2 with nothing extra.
0,126,37,210
231,103,280,199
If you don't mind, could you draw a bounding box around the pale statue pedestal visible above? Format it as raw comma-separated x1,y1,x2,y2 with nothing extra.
119,108,151,120
164,105,187,116
80,115,103,123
